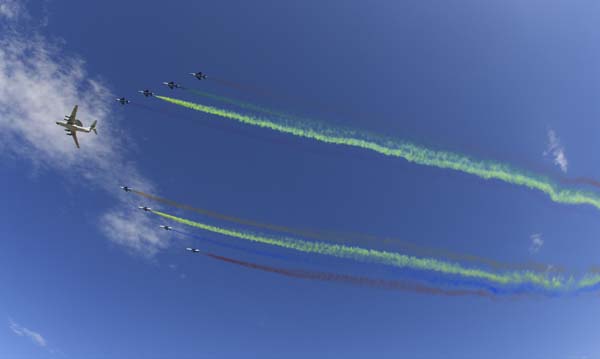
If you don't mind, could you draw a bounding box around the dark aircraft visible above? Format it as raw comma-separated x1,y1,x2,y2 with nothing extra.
138,206,152,212
116,97,130,105
186,247,201,253
120,186,132,192
138,89,154,97
190,72,207,80
162,81,181,90
159,225,172,231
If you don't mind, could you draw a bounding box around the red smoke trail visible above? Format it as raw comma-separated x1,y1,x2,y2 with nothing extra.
562,177,600,189
209,77,276,98
202,251,494,298
207,77,369,124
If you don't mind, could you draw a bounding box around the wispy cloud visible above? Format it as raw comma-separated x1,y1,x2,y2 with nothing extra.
0,0,22,20
529,233,544,254
544,129,568,173
0,3,166,255
9,319,47,347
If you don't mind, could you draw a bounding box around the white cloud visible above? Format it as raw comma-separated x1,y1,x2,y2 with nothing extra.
0,0,23,20
544,129,568,173
9,319,47,347
100,207,168,257
0,9,167,255
529,233,544,253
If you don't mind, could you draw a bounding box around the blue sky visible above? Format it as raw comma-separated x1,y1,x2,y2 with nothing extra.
1,0,600,358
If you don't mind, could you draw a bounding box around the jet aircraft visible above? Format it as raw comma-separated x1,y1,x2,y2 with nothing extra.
55,105,97,149
138,206,152,212
138,89,154,97
190,72,207,80
116,97,130,105
160,225,172,231
162,81,181,90
120,186,132,192
186,247,201,253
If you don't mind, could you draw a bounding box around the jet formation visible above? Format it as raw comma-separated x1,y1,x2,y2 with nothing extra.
123,186,206,255
58,70,210,148
58,72,214,254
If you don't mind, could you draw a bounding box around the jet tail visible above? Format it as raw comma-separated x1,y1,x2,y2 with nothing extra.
90,120,98,135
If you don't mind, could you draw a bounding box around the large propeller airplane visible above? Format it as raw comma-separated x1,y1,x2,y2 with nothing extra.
55,105,97,149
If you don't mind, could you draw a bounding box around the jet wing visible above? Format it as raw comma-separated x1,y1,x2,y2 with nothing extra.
71,131,80,149
67,105,78,125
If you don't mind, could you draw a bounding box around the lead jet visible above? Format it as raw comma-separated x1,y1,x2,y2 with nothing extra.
138,89,154,97
120,186,132,192
138,206,152,212
116,97,130,105
55,105,97,149
162,81,181,90
186,247,201,253
159,225,172,231
190,72,207,80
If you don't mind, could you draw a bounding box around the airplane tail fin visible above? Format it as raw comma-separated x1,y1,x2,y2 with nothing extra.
90,120,98,135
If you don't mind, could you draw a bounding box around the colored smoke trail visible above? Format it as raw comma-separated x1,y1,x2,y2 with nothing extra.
133,189,552,272
207,76,372,122
186,88,305,122
132,189,340,243
563,177,600,190
151,210,566,291
172,229,292,262
199,250,494,298
208,77,274,97
155,96,600,213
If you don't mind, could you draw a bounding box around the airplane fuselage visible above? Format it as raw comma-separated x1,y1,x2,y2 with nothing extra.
55,121,92,133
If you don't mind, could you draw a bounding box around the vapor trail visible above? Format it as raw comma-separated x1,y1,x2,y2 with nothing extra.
133,189,552,272
155,96,600,213
151,210,565,291
199,250,494,298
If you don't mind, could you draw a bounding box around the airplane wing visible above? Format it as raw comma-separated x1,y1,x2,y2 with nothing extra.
67,105,78,125
71,131,80,149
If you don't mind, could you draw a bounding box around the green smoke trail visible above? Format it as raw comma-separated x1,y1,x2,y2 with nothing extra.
186,88,306,123
155,95,600,213
151,210,567,291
